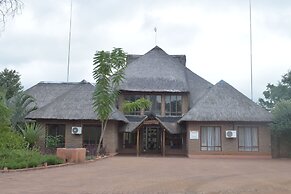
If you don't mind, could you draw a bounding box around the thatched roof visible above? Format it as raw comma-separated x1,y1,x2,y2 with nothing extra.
120,46,189,92
120,115,182,134
156,116,182,134
185,68,213,107
25,81,77,108
26,81,128,122
179,80,272,122
120,116,147,133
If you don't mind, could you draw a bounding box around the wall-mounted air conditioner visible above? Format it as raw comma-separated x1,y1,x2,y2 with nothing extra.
71,126,82,135
225,130,237,138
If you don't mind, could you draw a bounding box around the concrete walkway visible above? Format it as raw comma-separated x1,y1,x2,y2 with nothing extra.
1,156,291,194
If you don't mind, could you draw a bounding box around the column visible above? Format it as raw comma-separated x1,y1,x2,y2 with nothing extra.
163,128,166,157
136,129,140,157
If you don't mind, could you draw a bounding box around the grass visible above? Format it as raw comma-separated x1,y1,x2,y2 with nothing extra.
0,149,63,170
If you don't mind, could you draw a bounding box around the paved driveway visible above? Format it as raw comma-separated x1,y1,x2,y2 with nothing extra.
1,156,291,194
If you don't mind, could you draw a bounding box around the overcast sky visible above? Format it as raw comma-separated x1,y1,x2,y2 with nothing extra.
0,0,290,101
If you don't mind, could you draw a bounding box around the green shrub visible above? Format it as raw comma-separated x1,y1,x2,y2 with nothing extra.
0,149,63,170
45,135,62,149
0,130,26,150
42,155,63,165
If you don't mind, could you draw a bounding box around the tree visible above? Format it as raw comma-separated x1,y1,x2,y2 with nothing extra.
0,88,10,132
92,48,127,156
259,70,291,111
271,100,291,136
0,68,23,99
271,100,291,158
0,0,23,31
123,97,152,115
7,92,37,131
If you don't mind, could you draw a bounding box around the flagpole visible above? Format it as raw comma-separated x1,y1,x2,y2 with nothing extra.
249,0,253,101
154,27,157,45
67,0,73,82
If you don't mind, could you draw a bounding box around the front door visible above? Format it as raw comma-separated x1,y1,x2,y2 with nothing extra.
142,126,161,153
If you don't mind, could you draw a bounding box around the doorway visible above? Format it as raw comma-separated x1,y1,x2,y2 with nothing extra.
142,126,161,153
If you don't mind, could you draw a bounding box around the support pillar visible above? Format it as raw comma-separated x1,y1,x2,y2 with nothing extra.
163,128,166,157
136,129,140,157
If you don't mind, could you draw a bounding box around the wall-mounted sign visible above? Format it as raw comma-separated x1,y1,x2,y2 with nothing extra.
190,130,199,140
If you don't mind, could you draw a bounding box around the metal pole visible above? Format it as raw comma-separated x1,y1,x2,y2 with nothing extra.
66,0,73,82
249,0,253,100
154,27,157,45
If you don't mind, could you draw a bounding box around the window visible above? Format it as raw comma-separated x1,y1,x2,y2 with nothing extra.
145,95,161,115
124,95,142,115
165,133,183,149
47,124,65,148
83,125,101,146
201,126,221,151
124,94,161,115
165,95,182,116
123,132,136,148
238,127,258,151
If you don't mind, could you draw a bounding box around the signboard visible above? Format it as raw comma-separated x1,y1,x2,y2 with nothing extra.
190,131,199,140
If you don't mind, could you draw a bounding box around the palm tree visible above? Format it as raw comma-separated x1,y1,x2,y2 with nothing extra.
20,123,44,149
92,48,127,156
7,92,37,131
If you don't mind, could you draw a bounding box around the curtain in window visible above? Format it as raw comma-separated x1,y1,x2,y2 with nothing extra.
239,127,258,151
201,127,221,151
252,128,258,151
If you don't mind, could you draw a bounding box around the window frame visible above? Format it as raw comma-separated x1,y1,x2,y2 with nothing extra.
82,124,101,147
238,126,259,152
123,94,162,116
200,126,222,151
122,132,137,149
46,124,66,148
165,95,182,116
165,133,183,149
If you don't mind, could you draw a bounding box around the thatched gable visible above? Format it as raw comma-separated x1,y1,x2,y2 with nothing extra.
120,46,189,92
121,115,182,134
26,81,128,122
179,80,272,122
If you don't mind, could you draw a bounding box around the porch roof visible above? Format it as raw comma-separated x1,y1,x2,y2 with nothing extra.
121,115,182,134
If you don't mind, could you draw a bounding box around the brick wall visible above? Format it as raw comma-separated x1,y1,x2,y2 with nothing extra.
37,120,119,154
187,121,271,156
65,123,82,148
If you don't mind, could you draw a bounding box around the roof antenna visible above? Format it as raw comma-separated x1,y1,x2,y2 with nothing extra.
249,0,253,101
66,0,73,82
154,27,157,46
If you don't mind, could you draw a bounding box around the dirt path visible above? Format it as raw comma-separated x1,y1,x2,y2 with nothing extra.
0,156,291,194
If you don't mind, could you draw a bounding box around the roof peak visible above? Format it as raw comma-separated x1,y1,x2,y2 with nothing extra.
38,80,91,85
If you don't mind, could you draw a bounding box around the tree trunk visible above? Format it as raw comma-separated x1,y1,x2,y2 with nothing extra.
96,120,108,156
140,108,145,116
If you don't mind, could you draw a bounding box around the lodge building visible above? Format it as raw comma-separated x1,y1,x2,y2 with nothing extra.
25,46,272,157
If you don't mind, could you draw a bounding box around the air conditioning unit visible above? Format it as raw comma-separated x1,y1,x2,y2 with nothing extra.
71,126,82,135
225,130,237,138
